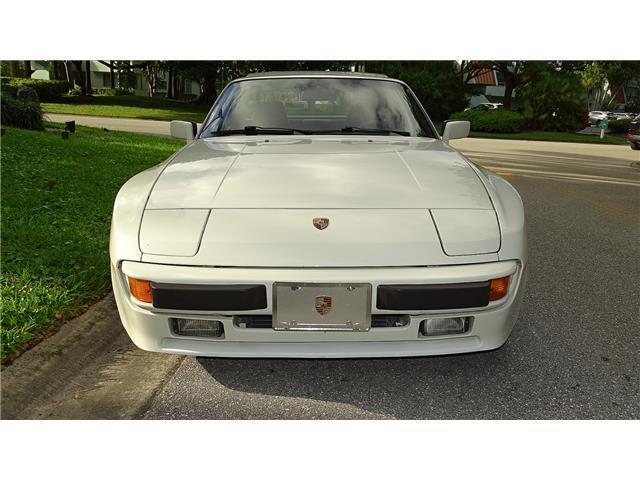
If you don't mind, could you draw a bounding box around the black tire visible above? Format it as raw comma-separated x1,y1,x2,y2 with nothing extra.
630,142,640,151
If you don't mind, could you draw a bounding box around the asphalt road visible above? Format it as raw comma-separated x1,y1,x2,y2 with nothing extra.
144,139,640,419
4,137,638,419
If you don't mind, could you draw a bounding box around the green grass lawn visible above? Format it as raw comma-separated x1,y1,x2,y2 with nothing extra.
41,95,210,123
468,130,627,145
0,124,183,362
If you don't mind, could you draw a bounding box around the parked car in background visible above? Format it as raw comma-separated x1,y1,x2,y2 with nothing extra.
110,71,527,358
588,111,616,125
628,115,640,150
464,102,503,112
613,112,636,120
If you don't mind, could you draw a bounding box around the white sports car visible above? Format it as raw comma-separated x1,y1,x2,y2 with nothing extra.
110,71,527,358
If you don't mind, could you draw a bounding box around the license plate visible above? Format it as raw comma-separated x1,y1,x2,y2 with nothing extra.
273,283,372,331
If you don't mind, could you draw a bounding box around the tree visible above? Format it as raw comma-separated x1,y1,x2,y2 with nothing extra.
48,61,68,82
580,62,607,111
139,61,161,97
115,61,136,92
578,61,640,110
168,61,219,104
601,61,640,103
70,61,87,95
458,60,489,84
485,61,554,110
23,61,33,78
518,68,586,131
84,61,92,95
166,65,174,99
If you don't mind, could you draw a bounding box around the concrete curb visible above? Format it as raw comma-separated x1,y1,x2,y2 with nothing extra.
1,294,182,419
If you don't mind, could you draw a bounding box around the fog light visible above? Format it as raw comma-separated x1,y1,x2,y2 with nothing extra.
420,316,471,336
170,318,224,338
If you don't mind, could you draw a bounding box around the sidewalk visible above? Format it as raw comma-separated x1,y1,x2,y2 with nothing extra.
1,294,182,419
45,113,203,137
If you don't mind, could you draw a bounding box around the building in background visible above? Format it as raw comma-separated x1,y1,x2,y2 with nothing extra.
467,67,510,108
28,61,201,98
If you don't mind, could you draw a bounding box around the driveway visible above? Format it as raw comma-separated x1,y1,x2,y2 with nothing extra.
3,137,639,419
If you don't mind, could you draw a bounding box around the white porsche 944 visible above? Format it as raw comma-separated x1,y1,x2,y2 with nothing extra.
110,71,527,358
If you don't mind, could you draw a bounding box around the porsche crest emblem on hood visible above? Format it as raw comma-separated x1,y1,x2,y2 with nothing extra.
315,295,332,316
313,217,329,230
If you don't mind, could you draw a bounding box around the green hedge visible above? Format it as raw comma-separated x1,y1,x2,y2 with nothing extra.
1,95,44,130
1,77,70,100
450,109,526,133
92,87,135,96
608,118,631,133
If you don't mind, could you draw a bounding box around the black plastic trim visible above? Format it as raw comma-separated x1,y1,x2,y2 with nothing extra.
152,283,267,311
377,281,490,310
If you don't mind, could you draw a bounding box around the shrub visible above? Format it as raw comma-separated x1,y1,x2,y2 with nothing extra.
16,86,39,103
94,87,134,96
1,95,44,130
115,87,134,96
67,86,82,96
0,77,70,100
93,88,116,96
449,109,526,133
0,77,18,97
607,119,631,133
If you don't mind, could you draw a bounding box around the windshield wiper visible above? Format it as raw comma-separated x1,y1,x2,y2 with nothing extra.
215,126,311,136
340,126,411,136
307,126,411,136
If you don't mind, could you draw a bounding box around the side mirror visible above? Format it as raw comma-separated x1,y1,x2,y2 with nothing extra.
442,120,470,142
170,120,197,141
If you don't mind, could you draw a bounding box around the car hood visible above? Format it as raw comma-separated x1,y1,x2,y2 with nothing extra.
145,137,493,210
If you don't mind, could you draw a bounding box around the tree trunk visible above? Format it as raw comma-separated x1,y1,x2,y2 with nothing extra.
8,61,19,77
174,75,184,100
198,77,218,105
85,61,93,95
62,61,71,84
166,68,174,99
144,65,158,97
23,61,33,77
72,61,87,95
198,76,218,105
502,80,515,110
51,61,66,81
109,61,116,89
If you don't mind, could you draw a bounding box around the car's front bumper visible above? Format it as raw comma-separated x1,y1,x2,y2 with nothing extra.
112,260,526,358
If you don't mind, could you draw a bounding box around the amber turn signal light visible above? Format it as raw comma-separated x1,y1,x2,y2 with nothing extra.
489,276,510,301
128,277,153,303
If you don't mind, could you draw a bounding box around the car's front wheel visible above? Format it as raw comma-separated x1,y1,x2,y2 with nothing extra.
630,142,640,150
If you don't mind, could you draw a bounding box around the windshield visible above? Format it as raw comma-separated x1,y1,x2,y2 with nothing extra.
200,77,437,138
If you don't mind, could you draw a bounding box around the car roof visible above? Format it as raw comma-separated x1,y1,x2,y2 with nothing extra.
243,70,389,79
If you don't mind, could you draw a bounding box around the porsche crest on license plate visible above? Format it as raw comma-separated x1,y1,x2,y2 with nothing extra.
273,283,371,331
314,295,332,316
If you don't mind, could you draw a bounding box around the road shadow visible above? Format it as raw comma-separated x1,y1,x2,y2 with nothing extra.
193,304,571,420
196,346,518,419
